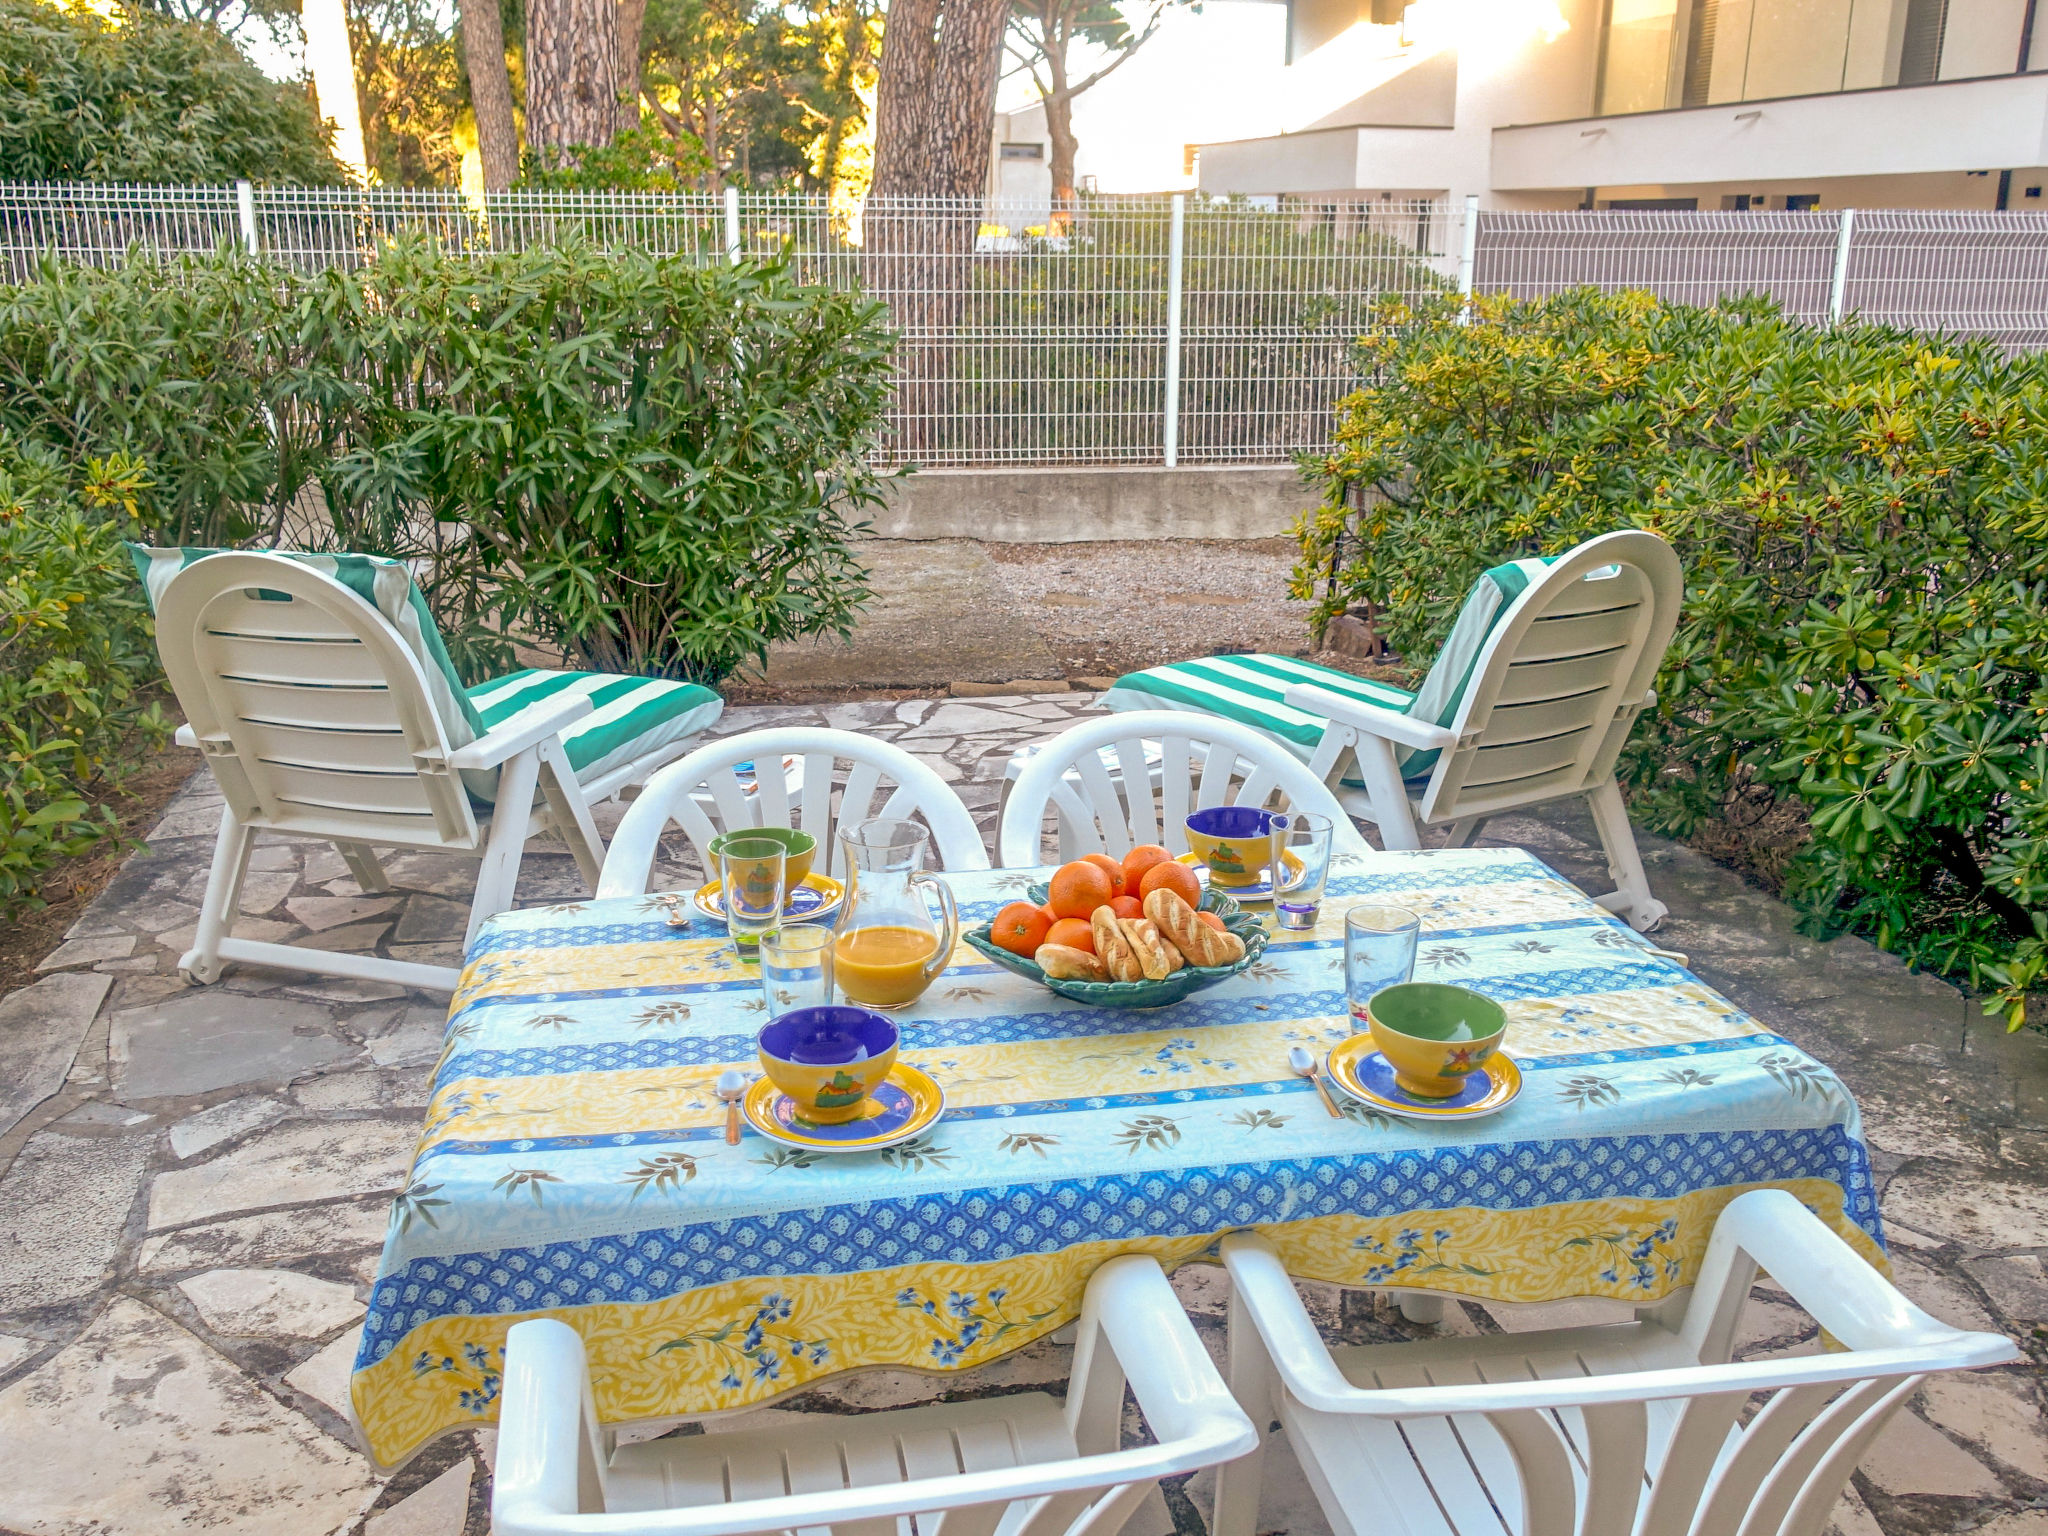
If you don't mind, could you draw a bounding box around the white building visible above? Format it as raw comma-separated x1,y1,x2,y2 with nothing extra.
1194,0,2048,209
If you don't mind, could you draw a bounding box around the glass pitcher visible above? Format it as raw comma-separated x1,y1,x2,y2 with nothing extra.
832,818,958,1010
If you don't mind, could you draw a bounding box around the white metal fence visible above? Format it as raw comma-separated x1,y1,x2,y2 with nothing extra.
4,183,2047,465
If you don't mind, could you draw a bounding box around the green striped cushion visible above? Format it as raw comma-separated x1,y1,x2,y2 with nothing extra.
1102,556,1556,783
466,669,722,795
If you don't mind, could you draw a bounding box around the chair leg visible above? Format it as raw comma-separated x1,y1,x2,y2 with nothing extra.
468,748,542,949
336,841,391,894
536,738,605,890
1352,736,1423,850
1587,777,1668,932
1212,1286,1279,1536
1443,815,1489,849
181,804,255,984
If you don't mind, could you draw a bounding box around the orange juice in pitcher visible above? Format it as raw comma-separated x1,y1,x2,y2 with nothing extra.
832,820,957,1010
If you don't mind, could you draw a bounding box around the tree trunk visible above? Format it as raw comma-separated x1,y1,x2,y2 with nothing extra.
1040,23,1078,215
614,0,647,134
457,0,520,189
869,0,940,198
525,0,620,160
922,0,1008,196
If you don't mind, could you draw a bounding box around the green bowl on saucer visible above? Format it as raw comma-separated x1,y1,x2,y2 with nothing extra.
1365,981,1507,1099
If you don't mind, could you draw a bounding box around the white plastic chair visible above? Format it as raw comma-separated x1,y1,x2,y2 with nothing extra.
997,710,1371,868
1282,530,1682,929
1210,1188,2019,1536
598,727,991,896
155,552,711,994
491,1254,1258,1536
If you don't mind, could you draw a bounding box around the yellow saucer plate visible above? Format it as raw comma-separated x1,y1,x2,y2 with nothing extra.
1325,1033,1522,1121
741,1061,945,1152
692,873,846,924
1175,847,1303,900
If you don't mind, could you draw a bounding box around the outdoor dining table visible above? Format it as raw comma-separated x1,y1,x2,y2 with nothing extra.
348,846,1884,1468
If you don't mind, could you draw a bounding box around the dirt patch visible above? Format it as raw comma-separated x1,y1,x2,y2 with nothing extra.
0,746,192,1004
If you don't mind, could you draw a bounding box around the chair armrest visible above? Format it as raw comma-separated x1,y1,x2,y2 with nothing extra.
1081,1255,1259,1467
1218,1229,2015,1421
447,694,594,771
1282,685,1456,753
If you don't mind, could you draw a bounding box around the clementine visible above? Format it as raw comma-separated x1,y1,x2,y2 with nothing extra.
1122,843,1173,892
1138,859,1202,907
1080,853,1127,898
990,901,1052,957
1044,917,1095,953
1047,860,1116,919
1195,910,1227,933
1108,895,1143,920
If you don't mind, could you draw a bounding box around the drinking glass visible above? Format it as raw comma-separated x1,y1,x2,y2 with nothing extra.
1274,812,1334,930
760,924,835,1018
718,836,786,958
1344,904,1420,1028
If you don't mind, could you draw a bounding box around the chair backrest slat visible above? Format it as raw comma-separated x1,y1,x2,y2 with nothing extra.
1488,1408,1580,1536
156,553,479,852
1769,1377,1920,1536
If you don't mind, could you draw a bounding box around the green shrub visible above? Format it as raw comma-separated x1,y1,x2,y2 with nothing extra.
0,439,168,913
0,0,346,185
1297,288,2048,1027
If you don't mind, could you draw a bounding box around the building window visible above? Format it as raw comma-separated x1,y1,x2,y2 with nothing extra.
1898,0,1948,84
1000,143,1045,161
1785,193,1821,210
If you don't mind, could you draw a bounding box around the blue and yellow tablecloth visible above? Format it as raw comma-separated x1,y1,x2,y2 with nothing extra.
351,848,1883,1467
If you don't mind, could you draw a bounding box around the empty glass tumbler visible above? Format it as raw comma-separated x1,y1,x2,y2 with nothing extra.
760,924,835,1018
1344,904,1420,1028
718,836,787,958
1273,813,1335,930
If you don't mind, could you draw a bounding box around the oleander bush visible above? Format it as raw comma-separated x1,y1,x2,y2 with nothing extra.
0,439,169,913
1296,287,2048,1027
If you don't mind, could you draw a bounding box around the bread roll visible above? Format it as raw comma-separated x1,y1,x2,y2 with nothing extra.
1116,916,1176,981
1144,888,1245,967
1090,906,1145,982
1035,943,1108,981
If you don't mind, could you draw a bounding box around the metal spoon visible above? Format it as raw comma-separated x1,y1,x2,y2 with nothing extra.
717,1069,747,1145
1289,1045,1342,1118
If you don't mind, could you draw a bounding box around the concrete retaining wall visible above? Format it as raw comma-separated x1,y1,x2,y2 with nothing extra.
869,464,1311,542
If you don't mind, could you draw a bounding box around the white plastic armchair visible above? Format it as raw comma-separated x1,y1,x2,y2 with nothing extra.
598,727,990,896
491,1254,1258,1536
155,552,610,994
998,711,1370,868
1211,1189,2018,1536
1282,530,1683,930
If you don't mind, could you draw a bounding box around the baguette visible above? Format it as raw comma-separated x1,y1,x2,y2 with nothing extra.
1116,916,1178,980
1035,943,1108,982
1144,887,1245,967
1090,906,1145,982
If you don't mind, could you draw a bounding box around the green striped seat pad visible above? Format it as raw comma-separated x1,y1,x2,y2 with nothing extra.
1103,556,1555,782
467,670,721,790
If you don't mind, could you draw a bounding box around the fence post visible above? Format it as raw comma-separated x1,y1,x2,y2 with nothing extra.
724,186,741,264
1164,193,1185,468
1457,193,1479,323
1829,207,1856,324
236,180,259,256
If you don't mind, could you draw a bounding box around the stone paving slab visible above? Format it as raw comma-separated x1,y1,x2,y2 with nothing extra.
0,690,2042,1535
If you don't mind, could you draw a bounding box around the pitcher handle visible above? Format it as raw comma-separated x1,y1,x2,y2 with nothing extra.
914,871,958,983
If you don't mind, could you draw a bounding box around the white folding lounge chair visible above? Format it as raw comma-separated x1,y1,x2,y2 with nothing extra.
998,710,1370,867
138,548,723,993
597,726,991,896
492,1253,1257,1536
1102,530,1683,929
1210,1187,2018,1536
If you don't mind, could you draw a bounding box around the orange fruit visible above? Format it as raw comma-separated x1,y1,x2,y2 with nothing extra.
991,901,1052,957
1123,844,1173,892
1108,894,1143,920
1048,860,1116,919
1139,859,1203,907
1041,902,1060,924
1045,917,1096,953
1081,853,1127,898
1195,910,1226,932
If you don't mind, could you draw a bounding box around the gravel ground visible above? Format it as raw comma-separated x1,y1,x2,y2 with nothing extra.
984,538,1317,679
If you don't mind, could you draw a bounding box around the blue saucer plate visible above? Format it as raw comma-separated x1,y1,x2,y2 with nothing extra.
1325,1035,1522,1121
741,1062,944,1152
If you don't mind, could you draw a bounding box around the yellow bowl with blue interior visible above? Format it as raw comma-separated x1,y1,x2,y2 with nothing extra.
709,826,816,890
1366,982,1507,1099
1184,806,1287,888
757,1006,899,1124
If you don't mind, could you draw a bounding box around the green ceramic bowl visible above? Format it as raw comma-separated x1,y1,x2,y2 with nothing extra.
709,826,816,889
963,884,1266,1009
1366,981,1507,1099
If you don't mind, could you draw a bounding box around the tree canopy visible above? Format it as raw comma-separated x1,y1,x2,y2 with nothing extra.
0,0,347,184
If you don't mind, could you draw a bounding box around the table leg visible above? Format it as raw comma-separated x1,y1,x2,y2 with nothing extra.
1397,1292,1444,1326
